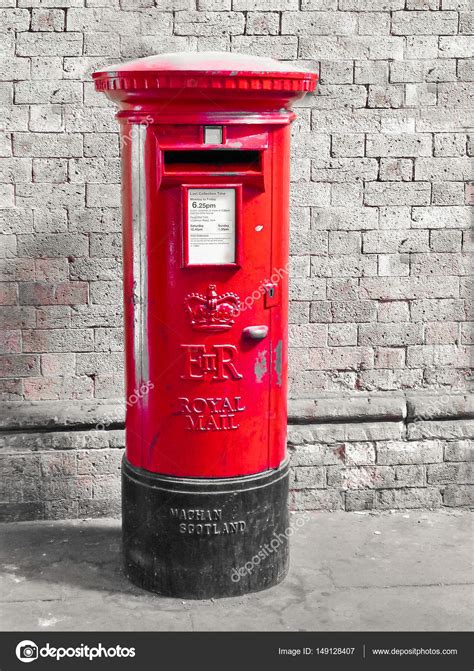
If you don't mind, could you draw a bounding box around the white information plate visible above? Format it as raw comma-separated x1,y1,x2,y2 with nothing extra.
187,188,236,265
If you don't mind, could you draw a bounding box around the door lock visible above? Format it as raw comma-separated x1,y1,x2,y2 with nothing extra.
264,283,279,308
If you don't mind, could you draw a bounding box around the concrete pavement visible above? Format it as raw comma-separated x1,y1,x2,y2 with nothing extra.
1,511,472,631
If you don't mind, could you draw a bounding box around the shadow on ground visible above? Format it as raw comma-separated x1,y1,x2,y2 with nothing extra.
0,511,472,631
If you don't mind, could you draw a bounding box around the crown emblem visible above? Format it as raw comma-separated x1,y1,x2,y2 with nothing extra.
184,284,240,332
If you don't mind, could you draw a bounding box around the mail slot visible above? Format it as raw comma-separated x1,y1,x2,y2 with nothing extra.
93,52,317,598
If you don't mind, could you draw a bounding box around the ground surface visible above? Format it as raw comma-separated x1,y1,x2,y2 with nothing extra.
1,511,472,632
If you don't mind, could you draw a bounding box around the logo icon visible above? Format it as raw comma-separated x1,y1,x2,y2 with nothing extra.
184,284,240,332
16,641,38,663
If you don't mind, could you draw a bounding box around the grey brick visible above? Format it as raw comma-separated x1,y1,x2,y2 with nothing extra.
282,11,357,35
83,134,120,158
31,8,65,31
444,440,474,462
392,11,458,35
311,158,377,182
378,301,410,322
120,36,190,59
354,61,388,84
376,488,442,509
331,183,364,207
17,32,82,56
14,133,82,158
359,323,423,346
17,234,88,258
406,83,437,108
411,206,471,229
175,11,245,35
89,280,122,305
289,301,310,324
391,59,457,84
331,134,364,158
360,277,459,300
319,61,353,84
76,352,124,375
30,56,63,81
358,11,390,35
69,158,121,184
292,133,330,159
291,466,326,489
309,346,374,370
405,36,439,59
292,489,343,511
35,306,70,332
366,133,431,157
365,182,431,206
443,485,474,507
289,324,327,347
417,109,473,134
67,7,140,32
65,107,116,133
16,81,82,105
29,105,63,133
413,299,466,322
439,36,474,58
311,109,381,133
312,208,378,231
457,59,473,81
368,84,404,109
339,0,403,8
0,105,29,132
328,323,357,346
411,253,463,276
408,419,474,440
245,12,280,35
0,56,30,81
379,158,413,182
290,183,331,207
415,158,472,181
432,182,466,206
33,158,67,184
311,254,377,278
434,133,467,157
331,301,377,323
427,462,472,485
86,184,121,208
23,329,94,354
0,8,31,31
232,36,297,59
345,490,375,511
314,84,367,110
233,0,298,7
363,230,429,253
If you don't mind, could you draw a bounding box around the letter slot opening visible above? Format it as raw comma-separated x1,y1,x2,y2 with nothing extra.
163,149,262,176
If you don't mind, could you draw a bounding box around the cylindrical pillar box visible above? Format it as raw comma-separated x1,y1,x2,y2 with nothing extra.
93,52,317,598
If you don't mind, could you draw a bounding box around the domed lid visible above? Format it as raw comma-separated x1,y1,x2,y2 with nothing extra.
93,51,317,94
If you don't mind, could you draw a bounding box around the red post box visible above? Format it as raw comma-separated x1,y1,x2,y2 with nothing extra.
93,52,317,598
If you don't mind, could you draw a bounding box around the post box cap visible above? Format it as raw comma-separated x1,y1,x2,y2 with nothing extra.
93,51,318,94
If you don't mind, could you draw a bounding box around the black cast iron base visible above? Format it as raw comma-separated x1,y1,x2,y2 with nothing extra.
122,458,290,599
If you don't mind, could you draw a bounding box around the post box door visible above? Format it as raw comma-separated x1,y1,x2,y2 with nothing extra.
136,143,279,479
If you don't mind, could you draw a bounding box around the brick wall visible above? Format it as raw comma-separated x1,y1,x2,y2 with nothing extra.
1,393,472,520
0,0,472,519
